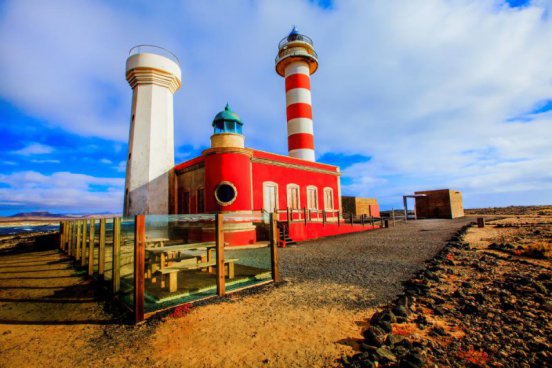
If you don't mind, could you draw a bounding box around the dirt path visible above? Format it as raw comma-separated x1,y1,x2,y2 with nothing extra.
0,219,472,368
0,241,117,367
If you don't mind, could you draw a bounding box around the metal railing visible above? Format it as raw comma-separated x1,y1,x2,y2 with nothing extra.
275,47,318,64
278,34,314,49
128,44,180,65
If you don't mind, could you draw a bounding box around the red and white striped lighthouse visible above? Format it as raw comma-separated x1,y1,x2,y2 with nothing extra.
275,27,319,162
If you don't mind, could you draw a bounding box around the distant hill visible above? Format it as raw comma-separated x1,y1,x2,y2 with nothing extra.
7,211,119,219
9,211,66,218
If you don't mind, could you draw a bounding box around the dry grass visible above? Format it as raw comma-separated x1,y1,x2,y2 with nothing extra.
391,323,416,336
457,346,490,367
524,241,552,259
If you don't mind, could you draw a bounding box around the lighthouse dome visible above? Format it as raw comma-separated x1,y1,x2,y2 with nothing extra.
212,103,243,135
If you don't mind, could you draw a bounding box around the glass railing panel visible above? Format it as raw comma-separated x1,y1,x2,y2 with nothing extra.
103,218,114,281
143,214,217,313
223,212,273,292
92,220,101,274
119,217,135,307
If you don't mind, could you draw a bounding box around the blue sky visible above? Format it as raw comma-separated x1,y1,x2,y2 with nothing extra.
1,0,552,216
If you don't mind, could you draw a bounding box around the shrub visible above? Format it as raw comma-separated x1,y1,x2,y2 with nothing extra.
169,303,192,319
457,346,490,366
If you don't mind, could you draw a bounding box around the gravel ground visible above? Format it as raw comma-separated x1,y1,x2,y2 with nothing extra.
278,218,474,310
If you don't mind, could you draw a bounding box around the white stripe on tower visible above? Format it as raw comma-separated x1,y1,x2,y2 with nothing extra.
287,118,314,135
285,61,315,161
285,88,311,106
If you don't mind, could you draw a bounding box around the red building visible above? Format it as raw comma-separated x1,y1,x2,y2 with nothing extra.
166,29,380,246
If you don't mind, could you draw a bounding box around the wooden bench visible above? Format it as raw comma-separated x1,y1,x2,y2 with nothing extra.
145,242,217,278
155,258,239,292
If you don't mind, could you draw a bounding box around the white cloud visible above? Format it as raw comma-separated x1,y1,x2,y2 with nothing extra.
0,171,124,213
116,160,126,173
12,143,54,156
1,0,552,209
30,159,61,164
100,158,113,165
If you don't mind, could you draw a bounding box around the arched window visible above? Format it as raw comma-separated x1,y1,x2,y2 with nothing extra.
323,187,334,210
263,182,279,212
286,183,300,210
306,185,318,210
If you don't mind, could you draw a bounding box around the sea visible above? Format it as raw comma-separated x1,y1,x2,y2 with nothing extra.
0,224,59,236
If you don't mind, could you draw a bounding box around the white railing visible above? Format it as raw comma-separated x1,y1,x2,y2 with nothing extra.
129,44,180,65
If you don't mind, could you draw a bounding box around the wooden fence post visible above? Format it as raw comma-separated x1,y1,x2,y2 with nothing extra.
88,219,95,276
59,222,63,250
81,220,88,267
270,212,280,283
68,222,73,256
350,213,353,226
303,208,307,225
371,216,374,227
76,221,82,261
134,214,146,323
392,208,396,227
112,217,121,294
215,213,225,297
287,207,291,223
64,222,69,252
337,212,341,226
98,218,106,276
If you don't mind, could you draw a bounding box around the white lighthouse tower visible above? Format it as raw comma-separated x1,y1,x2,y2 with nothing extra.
124,45,182,216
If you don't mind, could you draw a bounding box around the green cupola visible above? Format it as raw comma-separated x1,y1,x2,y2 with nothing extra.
212,103,243,135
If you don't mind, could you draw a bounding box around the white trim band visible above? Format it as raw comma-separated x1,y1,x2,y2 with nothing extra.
289,148,315,162
284,61,310,77
286,88,312,107
287,118,314,135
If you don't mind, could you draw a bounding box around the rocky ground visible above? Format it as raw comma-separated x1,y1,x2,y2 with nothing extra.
465,205,552,217
344,220,552,367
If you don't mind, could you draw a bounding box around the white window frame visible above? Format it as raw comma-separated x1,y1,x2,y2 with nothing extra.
286,183,301,210
323,187,334,210
262,181,279,213
306,185,318,210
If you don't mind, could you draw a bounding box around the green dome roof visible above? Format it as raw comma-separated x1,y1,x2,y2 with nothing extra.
212,103,243,135
212,103,242,127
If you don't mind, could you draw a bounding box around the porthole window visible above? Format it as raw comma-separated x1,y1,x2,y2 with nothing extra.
214,181,238,206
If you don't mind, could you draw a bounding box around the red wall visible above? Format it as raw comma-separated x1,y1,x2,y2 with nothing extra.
287,222,379,242
251,151,340,213
204,152,253,212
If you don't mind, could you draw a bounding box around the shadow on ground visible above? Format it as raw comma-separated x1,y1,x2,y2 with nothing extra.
0,234,123,325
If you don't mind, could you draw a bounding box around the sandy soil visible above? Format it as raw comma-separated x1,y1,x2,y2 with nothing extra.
0,218,472,368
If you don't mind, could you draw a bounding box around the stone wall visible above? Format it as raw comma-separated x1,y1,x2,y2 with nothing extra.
414,189,464,219
342,196,379,216
449,190,464,218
